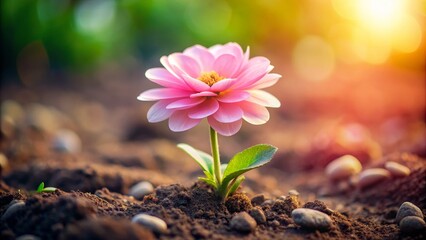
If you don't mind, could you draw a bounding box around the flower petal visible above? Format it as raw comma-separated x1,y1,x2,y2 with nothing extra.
190,91,218,98
240,101,270,125
213,103,243,123
210,78,239,92
217,90,250,103
137,88,191,101
145,68,186,89
160,56,181,78
168,53,201,78
215,43,244,62
147,100,175,123
213,54,240,78
208,117,242,136
181,74,210,92
183,45,215,71
188,98,219,119
168,111,201,132
250,73,281,89
234,57,270,89
166,97,205,110
247,90,281,108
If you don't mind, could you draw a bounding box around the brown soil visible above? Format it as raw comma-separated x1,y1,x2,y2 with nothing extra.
1,79,425,239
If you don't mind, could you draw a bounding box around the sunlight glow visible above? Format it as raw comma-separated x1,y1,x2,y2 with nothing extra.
332,0,423,64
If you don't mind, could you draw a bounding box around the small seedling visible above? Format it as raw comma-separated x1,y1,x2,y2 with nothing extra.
36,182,57,193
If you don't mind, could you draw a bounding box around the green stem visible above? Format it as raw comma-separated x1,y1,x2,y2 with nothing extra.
209,127,222,185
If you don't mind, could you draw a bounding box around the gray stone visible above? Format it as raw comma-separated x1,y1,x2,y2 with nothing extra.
230,212,257,233
325,155,362,181
358,168,390,188
251,194,265,206
1,201,25,221
396,202,423,224
399,216,426,233
249,207,266,224
129,181,154,200
132,213,167,233
16,234,41,240
291,208,332,231
52,129,82,153
385,161,410,177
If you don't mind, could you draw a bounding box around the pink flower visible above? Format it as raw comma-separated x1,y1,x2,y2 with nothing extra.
138,43,281,136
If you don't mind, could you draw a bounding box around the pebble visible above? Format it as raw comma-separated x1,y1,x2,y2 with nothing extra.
251,194,265,206
291,208,332,231
16,234,41,240
131,213,167,234
358,168,390,188
1,100,24,124
399,216,426,233
1,201,25,221
0,153,8,169
26,104,60,133
129,181,154,200
384,161,410,177
230,212,257,233
288,189,300,197
52,129,82,153
396,202,424,224
325,155,362,181
249,207,266,224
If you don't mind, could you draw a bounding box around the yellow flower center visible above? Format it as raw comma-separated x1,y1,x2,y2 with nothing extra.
197,71,224,86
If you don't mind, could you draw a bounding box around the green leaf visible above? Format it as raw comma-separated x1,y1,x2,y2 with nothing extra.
222,144,277,185
220,163,228,175
199,177,217,188
178,143,213,174
42,187,57,192
37,182,45,193
226,175,245,197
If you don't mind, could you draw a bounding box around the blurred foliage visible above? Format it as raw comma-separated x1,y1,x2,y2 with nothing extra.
1,0,268,71
1,0,424,75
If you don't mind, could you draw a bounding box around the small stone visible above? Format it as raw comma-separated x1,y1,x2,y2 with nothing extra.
399,216,426,233
129,181,154,200
384,161,410,177
396,202,424,224
291,208,332,231
0,153,8,169
249,207,266,224
132,214,167,234
358,168,390,188
52,129,82,153
325,155,362,181
251,194,265,206
1,201,25,221
288,189,299,197
16,234,41,240
230,212,257,233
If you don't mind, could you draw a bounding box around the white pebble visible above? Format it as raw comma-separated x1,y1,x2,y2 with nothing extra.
16,234,41,240
291,208,332,231
132,213,167,233
1,201,25,221
129,181,154,200
384,161,410,177
399,216,426,233
325,155,362,181
358,168,390,188
396,202,423,224
52,129,82,153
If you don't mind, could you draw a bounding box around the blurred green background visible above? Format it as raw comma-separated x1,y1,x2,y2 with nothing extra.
2,0,424,75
